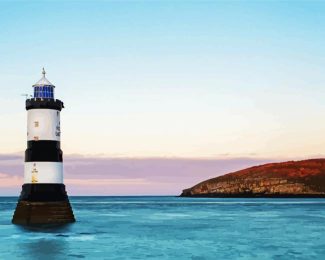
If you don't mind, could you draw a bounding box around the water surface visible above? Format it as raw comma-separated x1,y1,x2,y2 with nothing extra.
1,196,325,259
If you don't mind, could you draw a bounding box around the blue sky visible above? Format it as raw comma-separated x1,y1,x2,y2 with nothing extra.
1,0,325,158
0,1,325,194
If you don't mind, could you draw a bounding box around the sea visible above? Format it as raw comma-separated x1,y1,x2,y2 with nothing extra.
1,196,325,259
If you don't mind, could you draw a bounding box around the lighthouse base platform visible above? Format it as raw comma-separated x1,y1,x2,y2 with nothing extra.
12,184,75,225
12,200,75,225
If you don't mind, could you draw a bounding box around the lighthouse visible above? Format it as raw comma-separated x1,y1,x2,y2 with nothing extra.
12,69,75,225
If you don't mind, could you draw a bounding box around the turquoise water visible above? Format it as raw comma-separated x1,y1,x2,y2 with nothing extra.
1,197,325,259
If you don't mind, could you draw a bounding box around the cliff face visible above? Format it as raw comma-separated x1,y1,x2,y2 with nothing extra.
181,159,325,197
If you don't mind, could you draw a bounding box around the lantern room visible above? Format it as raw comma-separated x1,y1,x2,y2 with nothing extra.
33,68,55,99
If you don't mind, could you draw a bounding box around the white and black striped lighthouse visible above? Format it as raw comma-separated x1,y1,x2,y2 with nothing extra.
12,69,75,225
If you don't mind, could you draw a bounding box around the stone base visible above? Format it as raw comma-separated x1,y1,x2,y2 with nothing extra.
12,200,75,225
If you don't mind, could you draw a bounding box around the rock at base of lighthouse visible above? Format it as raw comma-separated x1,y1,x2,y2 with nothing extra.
12,184,75,225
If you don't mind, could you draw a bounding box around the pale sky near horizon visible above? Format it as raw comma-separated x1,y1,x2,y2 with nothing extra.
1,1,325,159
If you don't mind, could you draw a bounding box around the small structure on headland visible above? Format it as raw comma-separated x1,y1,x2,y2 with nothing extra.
12,68,75,225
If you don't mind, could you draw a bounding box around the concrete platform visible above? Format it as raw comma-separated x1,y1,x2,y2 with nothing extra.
12,200,75,225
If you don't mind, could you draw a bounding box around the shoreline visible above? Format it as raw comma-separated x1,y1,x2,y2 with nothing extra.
180,193,325,198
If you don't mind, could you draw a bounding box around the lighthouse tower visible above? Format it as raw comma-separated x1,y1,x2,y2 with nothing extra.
12,69,75,225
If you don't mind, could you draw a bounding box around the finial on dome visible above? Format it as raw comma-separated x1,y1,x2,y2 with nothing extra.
33,68,55,88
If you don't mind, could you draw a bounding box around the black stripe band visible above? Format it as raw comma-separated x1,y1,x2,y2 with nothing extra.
18,184,68,202
26,98,64,111
25,140,63,162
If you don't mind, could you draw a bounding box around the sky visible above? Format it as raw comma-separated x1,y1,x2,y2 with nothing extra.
0,1,325,195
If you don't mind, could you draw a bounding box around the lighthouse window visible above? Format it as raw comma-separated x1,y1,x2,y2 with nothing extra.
43,87,46,97
34,121,39,127
34,85,54,99
34,87,39,98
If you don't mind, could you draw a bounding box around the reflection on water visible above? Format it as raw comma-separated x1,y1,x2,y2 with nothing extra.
14,224,74,259
17,224,73,233
19,238,68,259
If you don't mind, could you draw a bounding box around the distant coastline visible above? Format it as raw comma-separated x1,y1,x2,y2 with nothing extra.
180,193,325,198
181,159,325,198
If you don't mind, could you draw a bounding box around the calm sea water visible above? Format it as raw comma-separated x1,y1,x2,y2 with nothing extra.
1,196,325,259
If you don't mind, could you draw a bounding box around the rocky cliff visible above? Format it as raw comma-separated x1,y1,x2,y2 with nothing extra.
181,159,325,197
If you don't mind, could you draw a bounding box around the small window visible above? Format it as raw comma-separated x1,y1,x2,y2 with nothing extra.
34,121,39,127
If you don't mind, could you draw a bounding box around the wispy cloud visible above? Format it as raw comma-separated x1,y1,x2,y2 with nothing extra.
0,172,22,187
65,178,151,186
0,154,281,195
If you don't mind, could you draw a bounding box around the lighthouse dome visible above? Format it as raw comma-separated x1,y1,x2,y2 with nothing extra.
33,68,55,99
